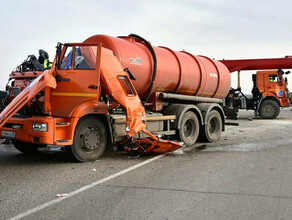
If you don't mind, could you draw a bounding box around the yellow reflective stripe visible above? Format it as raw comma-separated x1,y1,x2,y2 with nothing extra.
52,92,98,97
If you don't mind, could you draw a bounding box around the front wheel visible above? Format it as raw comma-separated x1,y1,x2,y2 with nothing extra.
70,116,107,162
259,99,280,119
11,140,46,154
201,110,222,142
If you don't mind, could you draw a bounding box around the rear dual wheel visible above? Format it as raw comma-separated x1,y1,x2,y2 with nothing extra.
174,108,223,145
201,110,222,142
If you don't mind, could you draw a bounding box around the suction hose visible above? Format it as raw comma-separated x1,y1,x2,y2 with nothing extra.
128,34,157,104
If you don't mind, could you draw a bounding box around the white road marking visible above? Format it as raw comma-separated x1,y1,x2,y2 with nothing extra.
8,154,165,220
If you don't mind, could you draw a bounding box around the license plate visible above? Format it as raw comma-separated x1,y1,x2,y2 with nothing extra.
2,131,16,138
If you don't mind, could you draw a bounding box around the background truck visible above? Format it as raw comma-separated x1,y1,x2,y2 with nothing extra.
0,34,291,162
221,58,292,119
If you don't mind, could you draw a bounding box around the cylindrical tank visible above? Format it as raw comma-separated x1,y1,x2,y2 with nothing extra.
84,35,231,100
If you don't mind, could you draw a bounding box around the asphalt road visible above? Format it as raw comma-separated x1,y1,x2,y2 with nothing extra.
0,109,292,220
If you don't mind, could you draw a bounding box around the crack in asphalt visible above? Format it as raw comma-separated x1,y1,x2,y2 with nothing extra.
101,184,292,200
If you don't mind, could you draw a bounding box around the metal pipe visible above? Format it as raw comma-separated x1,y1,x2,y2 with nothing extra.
159,93,224,104
237,70,241,89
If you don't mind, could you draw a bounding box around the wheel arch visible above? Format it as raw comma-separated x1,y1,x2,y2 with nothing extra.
69,101,113,151
259,96,280,107
72,113,113,152
196,103,225,131
164,104,204,130
70,100,109,118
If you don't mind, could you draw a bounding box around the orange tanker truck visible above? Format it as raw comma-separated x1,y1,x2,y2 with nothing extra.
0,34,291,162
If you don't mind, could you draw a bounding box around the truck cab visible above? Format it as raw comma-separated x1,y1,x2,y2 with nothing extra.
225,69,291,120
255,70,291,108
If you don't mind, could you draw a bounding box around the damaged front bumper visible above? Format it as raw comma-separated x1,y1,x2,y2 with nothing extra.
0,116,77,145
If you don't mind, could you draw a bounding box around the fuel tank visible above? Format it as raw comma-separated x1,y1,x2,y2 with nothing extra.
84,35,231,100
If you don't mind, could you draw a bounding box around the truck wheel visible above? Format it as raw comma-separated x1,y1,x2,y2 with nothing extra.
201,110,222,142
11,140,46,154
178,111,199,146
259,99,280,119
71,116,107,162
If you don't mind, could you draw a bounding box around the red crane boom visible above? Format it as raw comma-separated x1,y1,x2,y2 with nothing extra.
220,56,292,72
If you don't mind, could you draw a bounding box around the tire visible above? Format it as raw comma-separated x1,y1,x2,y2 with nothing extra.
201,110,222,142
70,116,107,162
178,111,200,146
11,140,46,154
259,99,280,119
164,104,187,130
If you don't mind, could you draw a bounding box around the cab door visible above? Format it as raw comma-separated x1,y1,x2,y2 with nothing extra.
264,71,285,98
50,43,102,117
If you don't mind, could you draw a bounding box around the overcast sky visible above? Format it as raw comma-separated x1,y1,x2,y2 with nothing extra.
0,0,291,93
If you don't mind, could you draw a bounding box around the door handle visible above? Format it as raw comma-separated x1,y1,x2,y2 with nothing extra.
88,85,98,89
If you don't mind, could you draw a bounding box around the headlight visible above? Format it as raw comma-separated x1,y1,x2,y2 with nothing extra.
32,123,48,132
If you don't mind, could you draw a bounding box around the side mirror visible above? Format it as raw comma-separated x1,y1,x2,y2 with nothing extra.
56,42,63,68
285,71,291,75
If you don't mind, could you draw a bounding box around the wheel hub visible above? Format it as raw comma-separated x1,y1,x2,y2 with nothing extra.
80,127,100,151
184,120,193,137
264,105,274,116
208,118,216,134
265,106,272,113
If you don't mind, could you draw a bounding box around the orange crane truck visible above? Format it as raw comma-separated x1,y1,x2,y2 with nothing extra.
0,34,291,162
221,58,292,119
